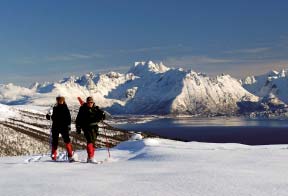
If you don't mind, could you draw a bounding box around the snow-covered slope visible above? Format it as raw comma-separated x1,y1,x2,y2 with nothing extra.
0,61,258,115
171,72,258,115
0,138,288,196
0,103,19,121
0,104,135,156
242,69,288,104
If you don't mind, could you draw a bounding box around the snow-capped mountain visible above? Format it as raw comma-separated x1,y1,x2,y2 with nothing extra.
0,61,258,115
237,69,288,118
242,69,288,104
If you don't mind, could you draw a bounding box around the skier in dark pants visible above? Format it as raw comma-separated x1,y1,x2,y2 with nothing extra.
76,96,105,163
46,96,75,162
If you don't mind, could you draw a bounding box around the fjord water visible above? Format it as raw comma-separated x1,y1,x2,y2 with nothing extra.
115,117,288,145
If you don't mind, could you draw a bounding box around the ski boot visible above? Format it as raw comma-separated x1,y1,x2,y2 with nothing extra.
51,146,57,161
87,157,97,163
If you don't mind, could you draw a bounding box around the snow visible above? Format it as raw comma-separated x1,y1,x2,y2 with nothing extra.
129,61,170,76
242,69,288,103
0,83,35,105
0,61,258,115
0,103,19,121
130,133,144,140
171,72,258,115
0,138,288,196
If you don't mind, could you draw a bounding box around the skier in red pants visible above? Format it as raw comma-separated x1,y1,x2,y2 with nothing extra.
75,96,105,163
46,96,75,162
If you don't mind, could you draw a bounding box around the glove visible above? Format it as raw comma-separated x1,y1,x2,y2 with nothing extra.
67,125,71,131
46,114,51,120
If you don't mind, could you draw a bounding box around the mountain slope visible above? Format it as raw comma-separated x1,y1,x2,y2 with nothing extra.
242,69,288,104
171,72,258,115
0,61,258,115
0,104,137,157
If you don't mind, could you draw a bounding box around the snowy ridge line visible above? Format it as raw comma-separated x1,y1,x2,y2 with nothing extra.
0,121,51,145
7,118,49,132
0,61,258,115
0,123,50,156
9,108,50,130
13,105,47,115
6,118,48,134
1,121,71,154
18,110,47,122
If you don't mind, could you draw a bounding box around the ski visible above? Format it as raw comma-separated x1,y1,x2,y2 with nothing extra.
63,159,104,164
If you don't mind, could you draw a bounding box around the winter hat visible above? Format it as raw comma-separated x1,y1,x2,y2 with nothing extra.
86,96,94,103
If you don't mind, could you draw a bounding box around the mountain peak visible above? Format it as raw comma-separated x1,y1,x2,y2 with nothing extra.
266,70,279,77
280,69,286,77
29,82,40,90
61,76,77,84
129,61,170,76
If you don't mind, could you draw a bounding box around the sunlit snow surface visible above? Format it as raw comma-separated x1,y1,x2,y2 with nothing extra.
0,104,19,121
0,61,258,115
0,138,288,196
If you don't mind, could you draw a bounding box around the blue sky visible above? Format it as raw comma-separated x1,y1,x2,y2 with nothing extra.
0,0,288,86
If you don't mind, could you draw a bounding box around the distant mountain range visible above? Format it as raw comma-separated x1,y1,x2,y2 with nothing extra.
1,61,287,116
242,69,288,104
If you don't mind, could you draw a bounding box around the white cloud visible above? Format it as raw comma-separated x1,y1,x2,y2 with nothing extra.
47,53,105,62
164,55,234,67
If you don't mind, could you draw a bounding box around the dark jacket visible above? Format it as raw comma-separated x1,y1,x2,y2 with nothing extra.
51,104,71,129
76,103,105,130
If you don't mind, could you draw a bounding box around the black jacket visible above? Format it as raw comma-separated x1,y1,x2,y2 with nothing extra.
76,103,105,130
51,104,71,129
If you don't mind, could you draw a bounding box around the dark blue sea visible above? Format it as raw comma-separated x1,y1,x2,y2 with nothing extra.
113,117,288,145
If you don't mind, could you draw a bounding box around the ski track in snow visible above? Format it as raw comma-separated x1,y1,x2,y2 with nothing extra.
1,138,288,196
